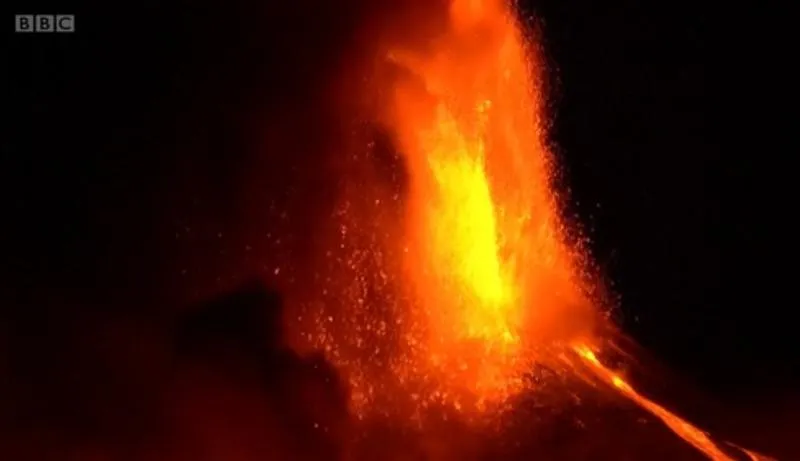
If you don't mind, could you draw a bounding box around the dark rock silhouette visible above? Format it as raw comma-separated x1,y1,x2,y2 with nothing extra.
167,281,350,461
175,281,285,357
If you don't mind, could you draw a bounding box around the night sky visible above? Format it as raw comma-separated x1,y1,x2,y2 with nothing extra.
4,0,794,459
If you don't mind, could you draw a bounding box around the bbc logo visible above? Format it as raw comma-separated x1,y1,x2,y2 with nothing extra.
15,14,75,33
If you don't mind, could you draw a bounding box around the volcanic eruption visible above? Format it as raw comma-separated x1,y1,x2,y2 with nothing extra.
279,0,775,460
4,0,787,459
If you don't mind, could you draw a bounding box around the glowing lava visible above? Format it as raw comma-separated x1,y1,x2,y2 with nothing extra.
287,0,772,460
386,0,593,413
573,344,735,461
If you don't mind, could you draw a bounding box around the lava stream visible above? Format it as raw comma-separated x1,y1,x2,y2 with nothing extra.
573,344,734,461
573,344,779,459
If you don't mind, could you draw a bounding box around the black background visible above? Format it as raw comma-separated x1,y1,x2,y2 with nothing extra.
4,0,793,459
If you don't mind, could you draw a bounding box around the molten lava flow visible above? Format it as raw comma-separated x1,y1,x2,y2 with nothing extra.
724,442,779,461
573,344,735,461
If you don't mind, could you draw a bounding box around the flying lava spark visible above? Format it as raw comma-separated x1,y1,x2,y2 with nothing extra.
285,0,773,459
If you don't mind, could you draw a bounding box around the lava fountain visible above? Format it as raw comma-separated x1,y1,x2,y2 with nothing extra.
384,0,595,412
285,0,773,459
